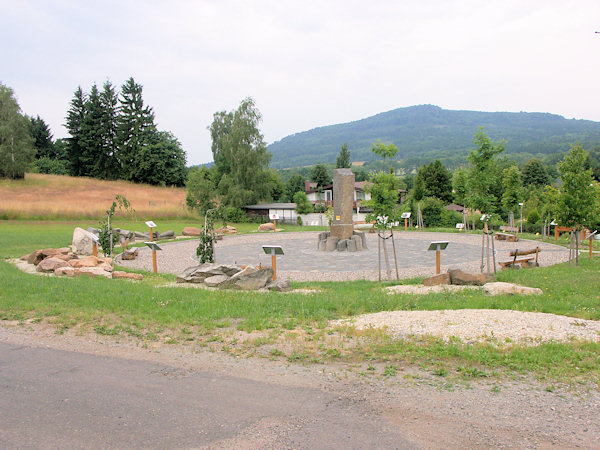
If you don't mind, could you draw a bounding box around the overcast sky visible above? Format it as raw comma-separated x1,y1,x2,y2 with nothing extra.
2,0,600,165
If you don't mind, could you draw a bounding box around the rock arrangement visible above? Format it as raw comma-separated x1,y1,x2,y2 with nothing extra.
176,263,291,291
21,247,143,280
317,231,367,252
419,268,543,295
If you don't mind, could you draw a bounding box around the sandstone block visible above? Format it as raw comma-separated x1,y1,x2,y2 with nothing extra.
69,256,99,268
112,271,143,281
483,282,543,296
182,227,202,236
423,273,451,286
72,227,93,256
258,222,275,231
337,239,348,251
37,257,68,273
55,266,75,277
448,269,487,286
75,267,111,278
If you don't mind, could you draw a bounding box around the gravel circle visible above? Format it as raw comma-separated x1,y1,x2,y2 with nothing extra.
333,309,600,344
118,231,570,281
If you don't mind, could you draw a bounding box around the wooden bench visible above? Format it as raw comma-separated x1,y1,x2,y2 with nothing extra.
496,226,519,242
499,247,540,269
354,221,376,233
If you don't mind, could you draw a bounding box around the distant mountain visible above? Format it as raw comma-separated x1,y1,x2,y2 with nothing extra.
267,105,600,169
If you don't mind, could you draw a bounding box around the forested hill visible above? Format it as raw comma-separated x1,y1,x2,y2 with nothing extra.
267,105,600,169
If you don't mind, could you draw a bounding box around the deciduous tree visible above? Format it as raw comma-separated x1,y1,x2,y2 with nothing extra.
210,97,272,207
0,84,35,179
466,128,504,213
310,164,331,188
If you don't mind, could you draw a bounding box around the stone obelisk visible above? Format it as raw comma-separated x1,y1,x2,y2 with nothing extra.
330,168,355,240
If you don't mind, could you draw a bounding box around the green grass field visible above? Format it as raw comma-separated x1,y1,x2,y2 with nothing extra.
1,219,599,386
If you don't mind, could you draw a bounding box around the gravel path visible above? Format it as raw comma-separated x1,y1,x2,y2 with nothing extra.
118,231,570,281
334,309,600,344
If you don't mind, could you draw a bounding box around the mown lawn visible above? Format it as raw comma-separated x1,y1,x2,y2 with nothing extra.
1,219,599,386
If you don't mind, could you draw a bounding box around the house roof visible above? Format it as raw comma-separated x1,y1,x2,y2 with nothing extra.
243,203,297,210
445,203,466,212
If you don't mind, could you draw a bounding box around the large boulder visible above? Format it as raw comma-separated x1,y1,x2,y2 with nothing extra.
483,282,543,296
176,263,241,283
182,227,202,236
258,222,275,231
220,267,273,290
423,273,451,286
37,257,68,273
448,269,488,286
72,227,93,256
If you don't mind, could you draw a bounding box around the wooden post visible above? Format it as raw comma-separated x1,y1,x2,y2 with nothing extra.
271,253,277,280
404,217,408,231
92,242,98,257
590,237,594,260
150,227,157,274
436,250,441,274
555,226,558,244
273,219,276,232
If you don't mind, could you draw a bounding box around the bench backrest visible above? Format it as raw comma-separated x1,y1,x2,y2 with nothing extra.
500,226,519,233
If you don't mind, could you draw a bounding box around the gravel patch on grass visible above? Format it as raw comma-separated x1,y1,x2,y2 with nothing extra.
333,309,600,344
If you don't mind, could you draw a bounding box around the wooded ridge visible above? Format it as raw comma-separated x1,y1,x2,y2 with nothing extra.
267,105,600,169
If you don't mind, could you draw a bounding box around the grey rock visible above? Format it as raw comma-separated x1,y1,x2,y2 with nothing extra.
337,239,348,251
347,238,357,252
351,235,363,251
266,278,292,292
325,237,339,252
158,230,175,239
176,263,242,283
204,275,230,287
355,231,367,249
220,267,273,290
121,248,139,260
317,239,327,251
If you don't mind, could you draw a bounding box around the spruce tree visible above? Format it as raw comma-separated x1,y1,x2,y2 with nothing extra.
29,115,55,159
117,77,155,181
97,80,120,179
79,83,104,177
65,86,87,176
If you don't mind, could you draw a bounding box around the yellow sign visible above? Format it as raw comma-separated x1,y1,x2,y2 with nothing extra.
336,215,341,221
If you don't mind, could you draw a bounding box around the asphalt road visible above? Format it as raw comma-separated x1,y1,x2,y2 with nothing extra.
0,342,414,449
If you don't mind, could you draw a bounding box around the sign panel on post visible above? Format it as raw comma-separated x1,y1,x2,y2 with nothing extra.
269,214,280,221
401,212,411,219
262,245,284,281
145,221,157,228
427,241,449,275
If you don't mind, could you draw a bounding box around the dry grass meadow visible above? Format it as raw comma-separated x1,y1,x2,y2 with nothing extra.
0,173,193,219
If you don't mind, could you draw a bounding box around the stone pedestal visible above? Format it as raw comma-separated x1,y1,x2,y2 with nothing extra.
330,168,355,240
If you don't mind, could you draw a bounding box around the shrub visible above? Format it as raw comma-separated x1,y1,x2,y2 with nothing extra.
32,157,69,175
293,191,313,214
420,197,445,227
528,209,541,225
219,206,247,223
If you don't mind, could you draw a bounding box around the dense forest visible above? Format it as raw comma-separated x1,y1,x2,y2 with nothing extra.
267,105,600,169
